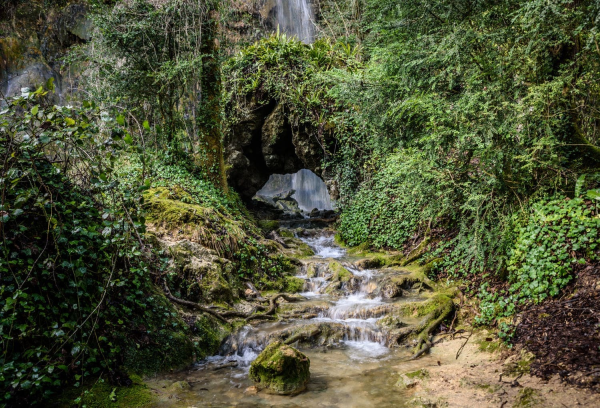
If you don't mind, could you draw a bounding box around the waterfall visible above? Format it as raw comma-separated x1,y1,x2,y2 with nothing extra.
292,169,332,212
276,0,315,43
255,169,333,213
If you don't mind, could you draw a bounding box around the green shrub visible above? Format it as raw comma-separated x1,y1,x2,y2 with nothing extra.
477,195,599,324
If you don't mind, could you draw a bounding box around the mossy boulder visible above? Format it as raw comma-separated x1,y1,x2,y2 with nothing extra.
396,369,429,389
157,238,235,303
354,257,385,270
328,261,353,282
143,187,247,255
284,276,306,293
322,262,354,295
249,341,310,395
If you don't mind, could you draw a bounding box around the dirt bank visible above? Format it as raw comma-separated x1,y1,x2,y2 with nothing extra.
395,331,600,408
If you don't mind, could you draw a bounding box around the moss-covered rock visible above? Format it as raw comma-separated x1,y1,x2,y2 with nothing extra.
249,341,310,395
284,276,306,293
54,375,154,408
143,187,247,256
306,263,317,278
158,238,235,303
258,219,280,233
193,314,232,359
328,261,353,282
396,369,429,389
354,257,385,270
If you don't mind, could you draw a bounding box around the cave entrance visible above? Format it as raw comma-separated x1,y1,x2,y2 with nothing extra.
253,169,333,218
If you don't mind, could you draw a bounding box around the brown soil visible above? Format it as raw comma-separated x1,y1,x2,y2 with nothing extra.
395,332,600,407
512,264,600,390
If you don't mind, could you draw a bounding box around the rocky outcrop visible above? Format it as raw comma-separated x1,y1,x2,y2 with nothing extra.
225,99,325,201
0,1,91,102
157,238,236,304
249,341,310,395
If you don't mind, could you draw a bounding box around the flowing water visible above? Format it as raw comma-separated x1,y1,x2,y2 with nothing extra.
255,169,333,213
275,0,315,43
148,229,434,407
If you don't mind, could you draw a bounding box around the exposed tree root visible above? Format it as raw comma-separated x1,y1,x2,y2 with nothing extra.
283,327,322,345
163,279,301,323
410,296,454,359
163,281,229,323
245,294,300,322
390,295,455,360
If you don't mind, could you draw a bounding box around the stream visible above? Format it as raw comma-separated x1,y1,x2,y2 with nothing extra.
148,229,436,407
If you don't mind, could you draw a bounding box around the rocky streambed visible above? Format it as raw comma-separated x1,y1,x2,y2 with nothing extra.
146,229,452,407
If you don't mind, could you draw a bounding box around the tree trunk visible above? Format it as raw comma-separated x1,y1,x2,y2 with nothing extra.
199,5,228,193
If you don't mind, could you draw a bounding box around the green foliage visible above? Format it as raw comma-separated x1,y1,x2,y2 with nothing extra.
339,150,444,249
79,0,225,168
0,88,197,406
477,195,599,323
55,374,154,408
508,196,598,300
224,31,363,145
330,0,600,278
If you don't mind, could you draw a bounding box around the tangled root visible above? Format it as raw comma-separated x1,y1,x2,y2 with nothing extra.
163,279,301,323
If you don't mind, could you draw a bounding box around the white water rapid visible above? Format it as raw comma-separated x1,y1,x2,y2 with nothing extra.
276,0,315,43
152,228,429,407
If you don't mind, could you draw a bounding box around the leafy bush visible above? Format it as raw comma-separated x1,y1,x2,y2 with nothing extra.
477,195,599,324
0,88,195,405
509,196,598,301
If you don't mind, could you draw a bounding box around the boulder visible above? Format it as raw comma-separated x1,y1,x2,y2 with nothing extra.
272,189,296,201
354,257,385,270
157,238,234,303
249,341,310,395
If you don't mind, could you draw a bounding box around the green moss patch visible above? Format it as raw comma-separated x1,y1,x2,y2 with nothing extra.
54,375,154,408
329,261,353,282
249,341,310,395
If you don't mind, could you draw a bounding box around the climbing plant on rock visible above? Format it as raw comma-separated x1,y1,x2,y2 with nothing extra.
0,86,189,405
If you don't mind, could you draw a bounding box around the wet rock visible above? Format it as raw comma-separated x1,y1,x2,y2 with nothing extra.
244,386,259,395
306,263,317,278
396,369,429,389
323,262,354,295
354,257,385,270
371,270,432,299
274,198,302,215
376,314,407,329
167,381,191,391
273,189,296,201
273,233,314,258
157,238,234,303
328,261,353,282
249,341,310,395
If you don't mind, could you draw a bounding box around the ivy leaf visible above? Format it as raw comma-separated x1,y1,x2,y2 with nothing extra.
586,189,600,201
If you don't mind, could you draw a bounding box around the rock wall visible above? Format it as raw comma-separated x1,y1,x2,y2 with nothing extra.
224,98,325,201
0,1,91,102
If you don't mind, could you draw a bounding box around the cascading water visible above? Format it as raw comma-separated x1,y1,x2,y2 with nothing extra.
151,230,428,406
276,0,315,43
255,169,333,213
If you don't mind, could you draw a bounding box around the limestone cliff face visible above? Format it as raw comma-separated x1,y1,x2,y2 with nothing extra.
0,0,280,102
224,97,325,201
0,1,91,102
